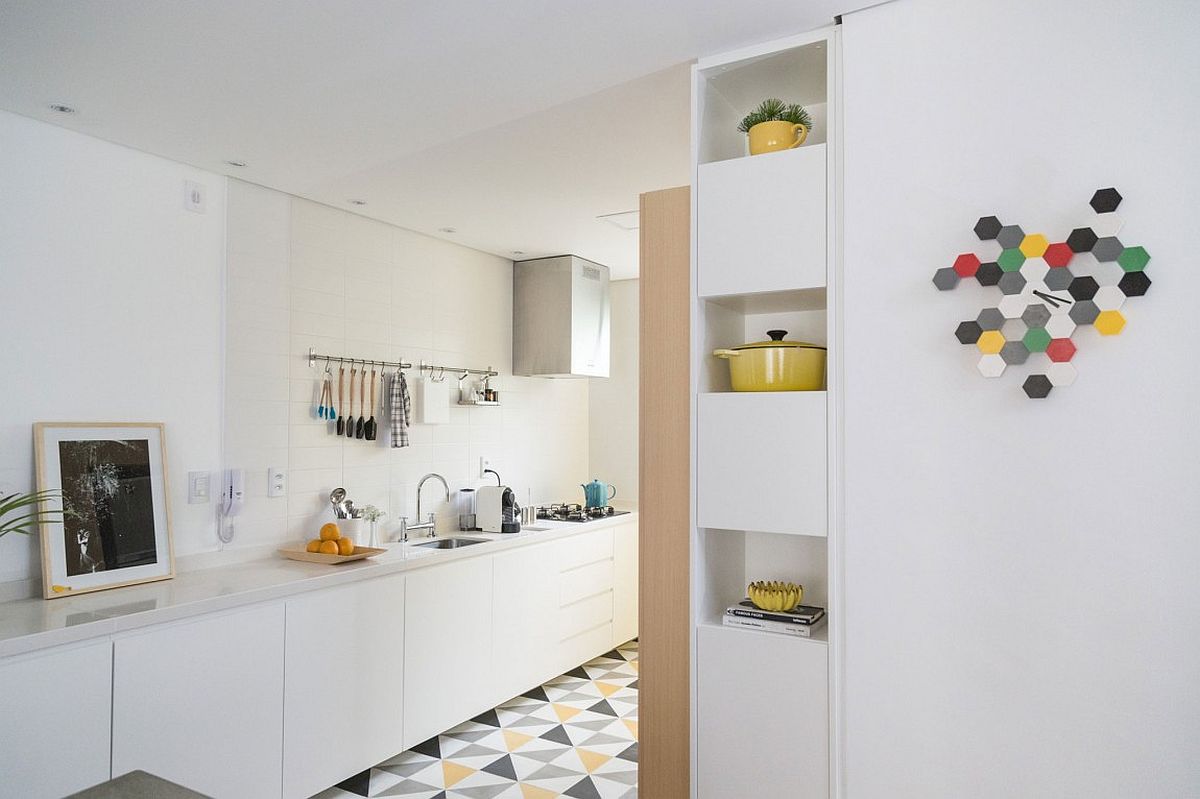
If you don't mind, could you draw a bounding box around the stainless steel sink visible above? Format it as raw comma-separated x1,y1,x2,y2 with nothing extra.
413,537,489,550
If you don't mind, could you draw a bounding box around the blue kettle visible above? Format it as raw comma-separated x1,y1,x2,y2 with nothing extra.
582,479,617,509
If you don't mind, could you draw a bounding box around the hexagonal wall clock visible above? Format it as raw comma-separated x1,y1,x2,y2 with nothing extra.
932,188,1152,399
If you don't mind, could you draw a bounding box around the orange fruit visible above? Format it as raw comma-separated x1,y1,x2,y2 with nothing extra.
305,539,322,553
318,540,339,555
319,522,341,541
337,538,355,556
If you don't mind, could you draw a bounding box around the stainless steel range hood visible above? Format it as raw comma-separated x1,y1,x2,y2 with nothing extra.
513,255,610,378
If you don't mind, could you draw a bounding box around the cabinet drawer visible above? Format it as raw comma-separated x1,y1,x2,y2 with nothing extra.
554,527,614,572
698,144,827,297
559,558,614,607
559,589,613,642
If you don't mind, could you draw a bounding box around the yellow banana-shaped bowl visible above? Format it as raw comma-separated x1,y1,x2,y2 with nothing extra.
747,581,804,612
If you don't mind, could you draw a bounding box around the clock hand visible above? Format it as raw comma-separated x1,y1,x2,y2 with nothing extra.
1032,289,1073,308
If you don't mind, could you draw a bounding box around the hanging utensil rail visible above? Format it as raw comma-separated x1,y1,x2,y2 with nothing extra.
307,348,497,377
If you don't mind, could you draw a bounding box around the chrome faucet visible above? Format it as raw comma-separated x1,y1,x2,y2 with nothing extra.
398,472,450,541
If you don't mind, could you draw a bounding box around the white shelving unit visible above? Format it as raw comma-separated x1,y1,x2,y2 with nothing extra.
690,25,841,799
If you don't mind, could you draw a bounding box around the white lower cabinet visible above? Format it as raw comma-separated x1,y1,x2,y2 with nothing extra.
403,556,494,749
111,603,285,799
612,521,639,647
492,542,559,704
696,625,828,798
283,574,406,799
0,640,112,799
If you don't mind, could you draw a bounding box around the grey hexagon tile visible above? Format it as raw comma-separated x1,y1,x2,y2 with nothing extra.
1093,285,1125,311
974,216,1003,240
976,308,1005,331
955,320,983,344
977,353,1006,378
1069,299,1101,325
1043,267,1074,291
975,262,1003,286
1045,362,1078,387
996,224,1025,249
1092,236,1124,262
1021,303,1051,328
1089,188,1122,213
998,271,1027,295
1045,315,1076,339
1118,271,1151,297
1000,341,1030,365
1022,374,1053,399
1000,317,1028,340
932,267,960,290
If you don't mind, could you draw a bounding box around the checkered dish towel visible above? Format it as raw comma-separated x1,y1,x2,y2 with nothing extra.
389,370,411,448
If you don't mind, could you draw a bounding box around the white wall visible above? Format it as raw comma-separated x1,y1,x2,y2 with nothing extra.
0,111,225,593
841,1,1200,796
224,181,589,547
589,278,639,505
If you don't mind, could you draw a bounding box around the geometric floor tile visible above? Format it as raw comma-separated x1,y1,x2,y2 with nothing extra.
311,640,638,799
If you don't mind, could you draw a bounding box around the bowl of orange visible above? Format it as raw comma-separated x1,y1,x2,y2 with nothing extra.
279,522,385,564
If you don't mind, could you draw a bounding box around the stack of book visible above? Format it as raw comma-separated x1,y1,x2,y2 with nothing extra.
723,599,826,638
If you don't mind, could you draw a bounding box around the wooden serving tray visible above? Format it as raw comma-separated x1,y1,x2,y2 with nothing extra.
278,544,386,565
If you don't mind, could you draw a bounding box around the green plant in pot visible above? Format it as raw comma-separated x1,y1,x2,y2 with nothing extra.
738,98,813,155
0,489,62,543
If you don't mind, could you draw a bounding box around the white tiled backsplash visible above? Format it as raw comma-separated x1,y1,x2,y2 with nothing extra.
225,181,589,548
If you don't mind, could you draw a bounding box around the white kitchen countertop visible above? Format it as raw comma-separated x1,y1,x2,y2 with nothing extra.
0,512,637,659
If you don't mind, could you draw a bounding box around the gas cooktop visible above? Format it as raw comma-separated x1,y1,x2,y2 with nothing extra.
536,503,630,523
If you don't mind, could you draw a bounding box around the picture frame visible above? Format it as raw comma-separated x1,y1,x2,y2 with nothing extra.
33,422,175,599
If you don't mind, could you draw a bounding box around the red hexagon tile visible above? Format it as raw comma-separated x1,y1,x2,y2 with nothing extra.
1046,338,1077,363
1043,242,1073,268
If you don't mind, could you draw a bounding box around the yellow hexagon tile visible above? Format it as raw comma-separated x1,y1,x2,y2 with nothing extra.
976,330,1005,354
1019,233,1050,258
1094,309,1126,335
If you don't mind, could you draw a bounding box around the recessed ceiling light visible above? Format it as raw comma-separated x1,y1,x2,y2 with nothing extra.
225,160,247,168
597,210,640,231
439,227,457,234
348,199,367,206
49,104,75,114
511,251,525,256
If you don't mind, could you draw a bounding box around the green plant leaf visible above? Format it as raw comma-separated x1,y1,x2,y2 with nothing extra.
738,98,813,133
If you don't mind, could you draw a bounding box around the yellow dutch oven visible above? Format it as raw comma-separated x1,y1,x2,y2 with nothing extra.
713,330,826,391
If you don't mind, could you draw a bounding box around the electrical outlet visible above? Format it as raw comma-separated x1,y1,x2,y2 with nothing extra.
268,467,287,498
188,471,211,504
479,457,493,479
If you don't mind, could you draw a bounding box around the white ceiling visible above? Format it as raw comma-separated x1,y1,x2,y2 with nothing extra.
0,1,848,278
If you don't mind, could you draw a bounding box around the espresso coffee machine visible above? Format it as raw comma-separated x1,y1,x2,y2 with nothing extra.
476,485,522,534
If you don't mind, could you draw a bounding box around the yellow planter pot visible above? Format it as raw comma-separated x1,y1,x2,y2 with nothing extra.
747,120,809,155
713,330,826,391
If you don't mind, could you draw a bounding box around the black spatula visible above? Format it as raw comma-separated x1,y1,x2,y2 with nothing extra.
335,364,346,436
355,365,366,439
364,367,378,441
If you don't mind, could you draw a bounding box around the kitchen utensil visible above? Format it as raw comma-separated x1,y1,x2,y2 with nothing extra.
329,487,348,518
355,364,366,439
418,376,450,424
316,367,331,418
582,479,617,509
748,580,804,612
713,330,826,392
336,364,346,435
364,365,378,440
346,362,357,438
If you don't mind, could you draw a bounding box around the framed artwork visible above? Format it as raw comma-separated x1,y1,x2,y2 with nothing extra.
33,422,175,599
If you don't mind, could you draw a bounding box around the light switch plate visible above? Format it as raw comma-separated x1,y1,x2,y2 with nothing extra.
188,471,211,504
184,180,206,213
